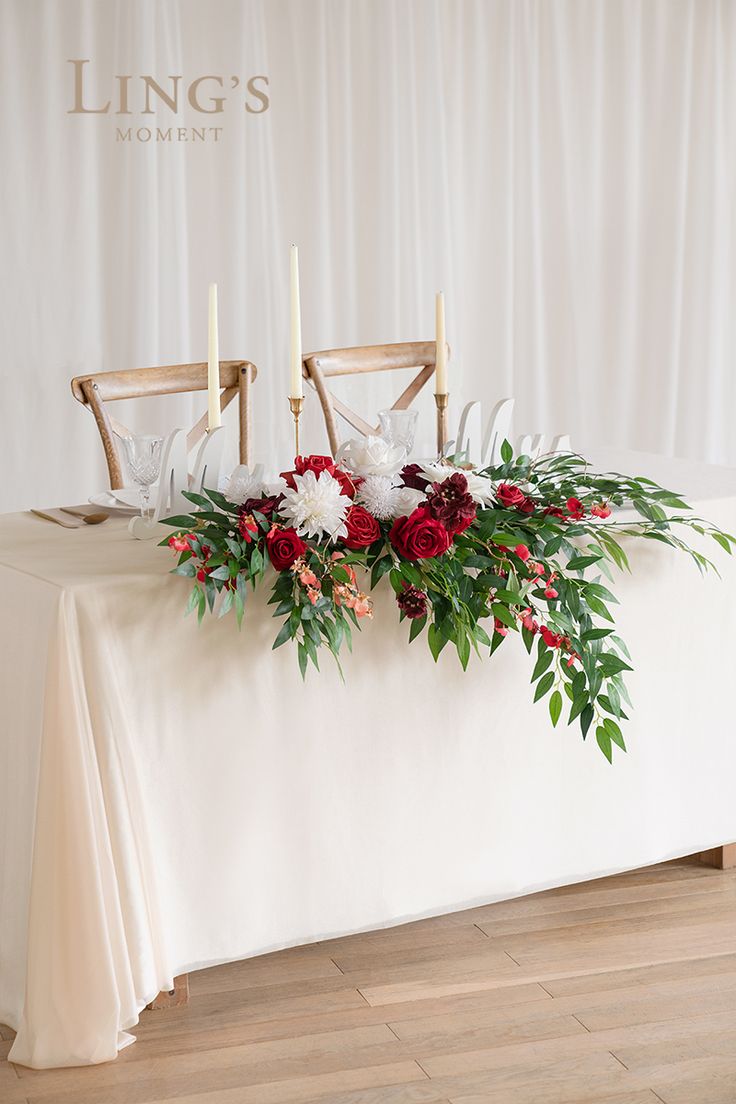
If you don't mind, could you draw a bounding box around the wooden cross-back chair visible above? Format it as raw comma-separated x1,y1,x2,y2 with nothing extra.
70,360,257,489
302,341,444,457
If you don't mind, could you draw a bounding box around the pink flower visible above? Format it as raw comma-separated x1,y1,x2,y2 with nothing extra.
514,544,531,562
168,534,193,553
493,617,508,637
299,569,318,587
531,562,546,575
566,497,585,520
352,594,373,619
540,625,563,649
591,502,611,519
520,608,539,634
545,586,559,600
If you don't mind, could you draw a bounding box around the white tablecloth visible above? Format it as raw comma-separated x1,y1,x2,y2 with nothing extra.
2,449,736,1069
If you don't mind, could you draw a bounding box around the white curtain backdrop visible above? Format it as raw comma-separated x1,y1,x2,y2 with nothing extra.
0,0,734,513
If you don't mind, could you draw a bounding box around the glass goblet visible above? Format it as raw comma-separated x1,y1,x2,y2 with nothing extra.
121,434,163,520
378,408,419,456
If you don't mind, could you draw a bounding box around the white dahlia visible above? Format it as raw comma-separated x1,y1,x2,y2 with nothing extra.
280,469,351,540
418,461,495,505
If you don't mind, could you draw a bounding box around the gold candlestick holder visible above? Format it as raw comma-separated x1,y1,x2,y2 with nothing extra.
289,396,304,458
435,392,449,457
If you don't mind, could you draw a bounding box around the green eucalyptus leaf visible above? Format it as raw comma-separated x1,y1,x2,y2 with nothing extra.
534,671,555,702
408,615,427,642
531,648,554,682
272,620,292,649
603,717,626,750
596,725,613,763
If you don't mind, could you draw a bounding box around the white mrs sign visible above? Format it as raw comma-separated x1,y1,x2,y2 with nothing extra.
455,399,571,466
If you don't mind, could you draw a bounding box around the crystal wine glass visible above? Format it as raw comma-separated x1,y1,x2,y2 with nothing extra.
378,408,419,456
121,434,163,520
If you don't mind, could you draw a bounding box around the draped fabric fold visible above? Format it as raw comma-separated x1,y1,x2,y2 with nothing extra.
1,0,734,512
8,588,173,1068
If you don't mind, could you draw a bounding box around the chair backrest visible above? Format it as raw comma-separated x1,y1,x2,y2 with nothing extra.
302,341,442,456
70,360,257,489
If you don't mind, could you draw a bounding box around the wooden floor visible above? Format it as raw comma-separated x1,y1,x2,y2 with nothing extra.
3,860,736,1103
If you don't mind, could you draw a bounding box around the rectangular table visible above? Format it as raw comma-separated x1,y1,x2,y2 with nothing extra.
2,449,736,1069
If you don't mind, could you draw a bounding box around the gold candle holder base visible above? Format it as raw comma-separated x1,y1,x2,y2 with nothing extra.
289,396,304,458
435,392,449,457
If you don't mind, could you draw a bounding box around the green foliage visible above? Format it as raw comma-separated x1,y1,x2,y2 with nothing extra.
160,447,735,760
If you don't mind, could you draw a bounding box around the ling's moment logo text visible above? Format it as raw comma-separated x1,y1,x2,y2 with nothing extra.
67,58,270,143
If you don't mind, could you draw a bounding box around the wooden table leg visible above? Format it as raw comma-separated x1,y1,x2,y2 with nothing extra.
696,844,736,870
146,973,189,1010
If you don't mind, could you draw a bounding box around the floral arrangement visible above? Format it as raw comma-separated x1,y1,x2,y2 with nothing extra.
162,439,734,761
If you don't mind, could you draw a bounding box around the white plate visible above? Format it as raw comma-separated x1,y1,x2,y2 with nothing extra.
110,486,160,507
89,492,139,517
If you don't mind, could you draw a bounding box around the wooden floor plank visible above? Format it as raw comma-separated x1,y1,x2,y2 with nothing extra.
4,861,736,1104
129,982,551,1057
652,1074,736,1103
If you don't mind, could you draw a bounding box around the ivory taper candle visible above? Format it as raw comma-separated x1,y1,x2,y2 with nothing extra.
207,283,221,430
435,291,448,394
289,245,303,399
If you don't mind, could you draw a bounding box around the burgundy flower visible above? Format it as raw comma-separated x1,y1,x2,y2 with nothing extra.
241,494,282,520
396,583,428,620
426,473,477,536
389,505,452,561
400,463,430,492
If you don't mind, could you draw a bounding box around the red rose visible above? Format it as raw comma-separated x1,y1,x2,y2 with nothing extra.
343,505,380,549
266,527,307,571
496,483,526,508
280,455,357,498
389,505,452,561
296,454,334,476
